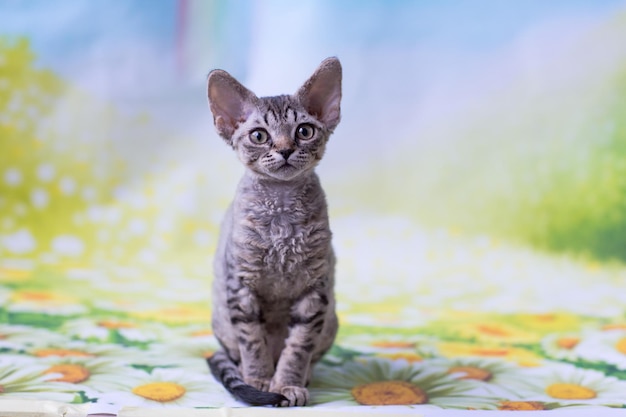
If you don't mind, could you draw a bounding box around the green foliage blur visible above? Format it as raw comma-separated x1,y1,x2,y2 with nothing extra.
358,64,626,262
346,16,626,263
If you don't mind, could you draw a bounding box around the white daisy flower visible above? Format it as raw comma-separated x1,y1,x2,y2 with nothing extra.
574,330,626,370
94,368,226,409
337,333,438,356
60,317,171,344
433,341,544,367
25,340,148,366
541,332,583,361
166,323,215,341
38,356,145,395
0,324,69,350
145,333,220,369
90,298,162,315
517,365,626,407
0,356,78,402
309,358,499,409
7,289,87,316
427,357,529,397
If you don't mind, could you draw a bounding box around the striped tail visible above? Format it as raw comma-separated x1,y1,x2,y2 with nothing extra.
207,351,287,406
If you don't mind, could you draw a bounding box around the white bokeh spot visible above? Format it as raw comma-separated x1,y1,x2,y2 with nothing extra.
36,164,55,182
1,229,36,254
30,188,49,209
59,176,76,195
51,235,85,257
4,168,22,186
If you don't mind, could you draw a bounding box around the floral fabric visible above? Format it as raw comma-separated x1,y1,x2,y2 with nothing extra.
2,216,626,415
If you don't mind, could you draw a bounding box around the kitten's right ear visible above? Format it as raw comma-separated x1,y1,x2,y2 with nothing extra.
296,57,342,132
207,70,258,143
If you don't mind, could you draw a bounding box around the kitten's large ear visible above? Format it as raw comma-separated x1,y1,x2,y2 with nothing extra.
296,57,342,131
207,70,258,142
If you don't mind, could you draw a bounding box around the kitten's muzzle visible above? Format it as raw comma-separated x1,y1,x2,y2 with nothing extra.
278,149,295,160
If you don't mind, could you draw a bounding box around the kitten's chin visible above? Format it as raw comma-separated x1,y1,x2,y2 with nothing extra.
254,164,310,181
268,167,304,181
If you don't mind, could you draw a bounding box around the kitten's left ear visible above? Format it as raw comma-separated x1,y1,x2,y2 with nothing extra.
296,57,342,131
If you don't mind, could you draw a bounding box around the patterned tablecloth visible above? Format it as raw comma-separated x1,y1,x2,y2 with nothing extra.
2,212,626,416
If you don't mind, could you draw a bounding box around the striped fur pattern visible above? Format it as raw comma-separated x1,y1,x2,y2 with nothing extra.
206,58,342,407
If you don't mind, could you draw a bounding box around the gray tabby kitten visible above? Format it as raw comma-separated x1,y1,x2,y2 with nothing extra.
206,57,341,407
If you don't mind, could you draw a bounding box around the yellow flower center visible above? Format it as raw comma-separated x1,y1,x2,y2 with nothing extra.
17,291,56,301
202,350,214,359
545,383,596,400
448,366,492,381
0,334,6,340
0,267,30,280
439,342,540,367
0,384,4,393
370,341,416,349
351,381,428,406
475,324,511,338
378,353,422,363
97,320,136,329
34,349,95,358
132,382,187,402
535,314,555,322
615,337,626,355
44,364,91,383
556,337,580,350
499,401,545,410
470,347,509,357
133,306,210,325
602,324,626,331
190,329,213,337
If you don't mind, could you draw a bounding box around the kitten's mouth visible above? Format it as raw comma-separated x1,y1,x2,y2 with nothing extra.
269,162,300,179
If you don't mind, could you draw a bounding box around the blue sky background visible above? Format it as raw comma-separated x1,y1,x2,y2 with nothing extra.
1,0,625,153
1,0,624,79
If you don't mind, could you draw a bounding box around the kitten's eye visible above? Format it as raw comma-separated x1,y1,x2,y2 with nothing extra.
295,124,315,140
249,129,269,144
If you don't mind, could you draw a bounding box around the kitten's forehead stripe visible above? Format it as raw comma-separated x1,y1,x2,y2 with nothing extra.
285,105,298,123
267,108,278,124
259,97,303,125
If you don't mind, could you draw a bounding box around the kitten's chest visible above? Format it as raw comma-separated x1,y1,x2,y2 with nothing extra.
249,198,326,269
235,186,331,279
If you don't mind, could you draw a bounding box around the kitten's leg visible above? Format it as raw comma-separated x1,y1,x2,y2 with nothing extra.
227,277,275,391
270,287,328,406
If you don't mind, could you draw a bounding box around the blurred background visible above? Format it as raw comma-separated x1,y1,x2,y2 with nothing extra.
1,0,626,321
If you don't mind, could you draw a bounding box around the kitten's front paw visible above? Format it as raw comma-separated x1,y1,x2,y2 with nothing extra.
244,376,271,392
274,386,309,407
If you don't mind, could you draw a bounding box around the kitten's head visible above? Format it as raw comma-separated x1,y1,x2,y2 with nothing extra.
207,57,341,181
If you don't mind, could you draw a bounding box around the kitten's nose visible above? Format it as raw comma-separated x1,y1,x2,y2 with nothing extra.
279,149,294,160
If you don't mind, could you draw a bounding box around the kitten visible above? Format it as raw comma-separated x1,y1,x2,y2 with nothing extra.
205,57,341,407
